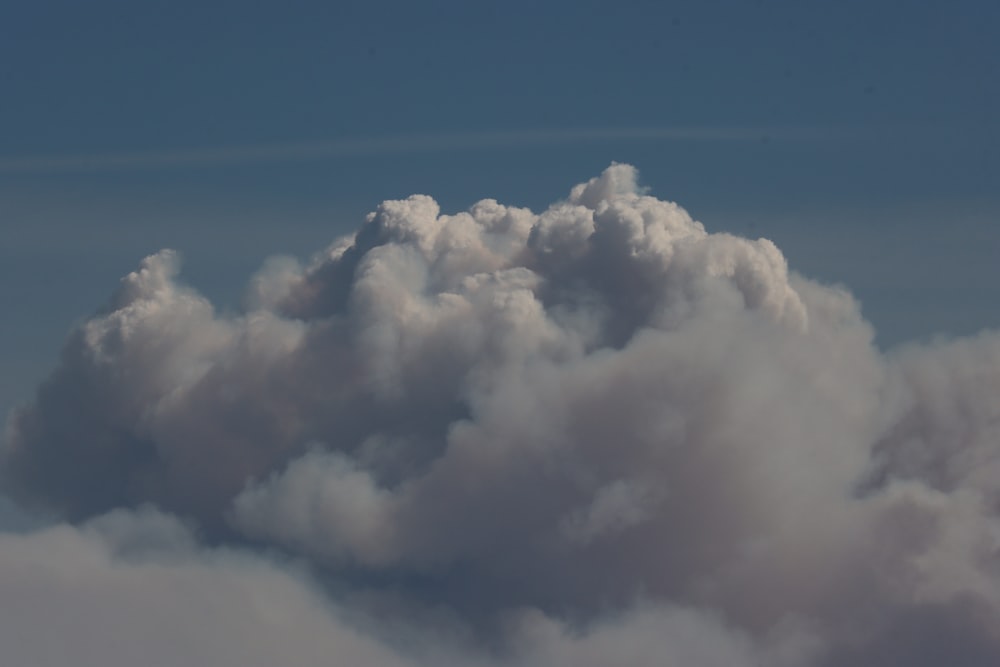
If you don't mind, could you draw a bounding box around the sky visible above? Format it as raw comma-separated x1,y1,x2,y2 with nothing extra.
2,1,1000,665
2,0,999,418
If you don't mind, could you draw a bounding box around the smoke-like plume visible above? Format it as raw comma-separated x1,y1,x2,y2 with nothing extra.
3,164,1000,665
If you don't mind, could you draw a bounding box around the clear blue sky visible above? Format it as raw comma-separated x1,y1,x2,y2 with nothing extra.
2,0,999,417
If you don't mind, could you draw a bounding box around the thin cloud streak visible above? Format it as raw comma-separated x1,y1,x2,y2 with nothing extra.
0,126,829,174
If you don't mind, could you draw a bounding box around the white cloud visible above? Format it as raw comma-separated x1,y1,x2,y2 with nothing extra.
4,164,1000,664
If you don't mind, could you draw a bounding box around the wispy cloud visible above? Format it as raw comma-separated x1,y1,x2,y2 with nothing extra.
0,126,828,174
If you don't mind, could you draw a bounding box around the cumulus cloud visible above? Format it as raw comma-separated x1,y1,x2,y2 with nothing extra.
0,509,415,667
1,507,812,667
3,164,1000,664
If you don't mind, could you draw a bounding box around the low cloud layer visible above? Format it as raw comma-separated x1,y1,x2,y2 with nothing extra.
3,164,1000,665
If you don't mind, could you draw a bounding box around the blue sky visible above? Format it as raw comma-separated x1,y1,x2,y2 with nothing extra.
5,6,1000,663
2,0,999,417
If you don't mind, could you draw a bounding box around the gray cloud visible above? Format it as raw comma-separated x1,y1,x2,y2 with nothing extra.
3,164,1000,664
0,509,414,667
2,507,807,667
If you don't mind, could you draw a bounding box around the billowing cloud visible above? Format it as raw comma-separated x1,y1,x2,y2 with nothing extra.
2,507,804,667
3,164,1000,664
0,509,414,667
